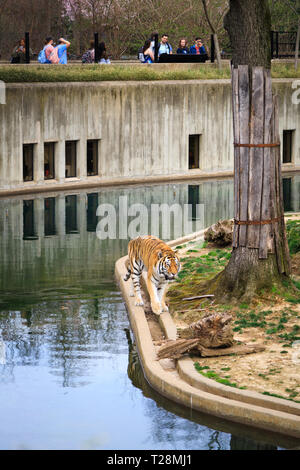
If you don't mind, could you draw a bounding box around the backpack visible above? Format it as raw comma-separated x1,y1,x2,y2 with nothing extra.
11,55,20,64
49,47,60,64
82,50,93,64
143,55,152,64
137,46,144,63
38,47,47,64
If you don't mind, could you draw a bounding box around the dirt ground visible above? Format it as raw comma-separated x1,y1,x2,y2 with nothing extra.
165,224,300,402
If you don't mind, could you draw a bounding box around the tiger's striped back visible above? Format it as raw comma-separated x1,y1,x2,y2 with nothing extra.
123,236,180,315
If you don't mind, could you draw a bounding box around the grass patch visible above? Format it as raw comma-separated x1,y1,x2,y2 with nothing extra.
286,220,300,254
194,362,247,389
0,64,231,83
262,391,300,404
1,62,300,83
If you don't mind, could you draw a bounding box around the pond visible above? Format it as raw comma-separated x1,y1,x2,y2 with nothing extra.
0,175,299,450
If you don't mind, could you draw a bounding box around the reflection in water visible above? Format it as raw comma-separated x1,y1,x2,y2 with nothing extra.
125,330,298,450
23,200,37,240
0,176,299,450
87,193,98,232
66,195,78,234
44,198,56,236
188,186,200,221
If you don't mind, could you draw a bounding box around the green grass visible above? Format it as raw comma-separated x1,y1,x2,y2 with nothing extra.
286,220,300,255
0,64,230,83
194,362,247,390
1,62,300,83
262,391,300,404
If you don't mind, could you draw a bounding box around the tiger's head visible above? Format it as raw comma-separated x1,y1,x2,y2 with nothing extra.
157,251,181,281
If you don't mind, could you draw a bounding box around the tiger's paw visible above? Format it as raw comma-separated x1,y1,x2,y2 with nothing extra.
151,302,162,315
135,298,144,307
161,304,169,312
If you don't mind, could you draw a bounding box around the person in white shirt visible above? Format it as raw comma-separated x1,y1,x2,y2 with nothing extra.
158,34,173,57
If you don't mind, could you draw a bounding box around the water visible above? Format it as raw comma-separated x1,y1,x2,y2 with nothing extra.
0,176,299,450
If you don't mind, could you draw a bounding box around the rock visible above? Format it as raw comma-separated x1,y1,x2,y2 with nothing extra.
204,219,233,246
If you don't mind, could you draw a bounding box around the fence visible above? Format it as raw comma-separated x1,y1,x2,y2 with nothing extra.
271,30,300,59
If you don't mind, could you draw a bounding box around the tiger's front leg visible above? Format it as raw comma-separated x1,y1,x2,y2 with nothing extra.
146,276,162,315
158,282,169,312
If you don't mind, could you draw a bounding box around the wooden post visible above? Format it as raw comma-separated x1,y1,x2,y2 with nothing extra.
25,32,30,64
94,32,99,63
154,33,159,63
276,31,279,58
270,31,274,59
210,34,215,63
232,65,291,273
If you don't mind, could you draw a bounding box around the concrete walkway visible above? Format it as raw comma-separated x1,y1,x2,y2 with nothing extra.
115,231,300,439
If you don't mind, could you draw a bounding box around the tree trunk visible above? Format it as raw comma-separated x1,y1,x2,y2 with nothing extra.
224,0,271,68
213,33,222,69
295,17,300,70
201,0,222,68
207,0,291,302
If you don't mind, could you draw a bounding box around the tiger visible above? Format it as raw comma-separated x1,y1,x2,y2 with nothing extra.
124,235,181,315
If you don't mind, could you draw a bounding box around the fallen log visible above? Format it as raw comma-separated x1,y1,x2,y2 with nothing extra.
157,339,200,360
178,313,234,348
157,312,266,360
157,339,265,360
195,343,265,357
182,295,214,301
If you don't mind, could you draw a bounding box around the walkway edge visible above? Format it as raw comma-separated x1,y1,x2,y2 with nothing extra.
115,254,300,438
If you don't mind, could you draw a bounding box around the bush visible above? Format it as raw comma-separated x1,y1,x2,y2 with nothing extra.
286,220,300,254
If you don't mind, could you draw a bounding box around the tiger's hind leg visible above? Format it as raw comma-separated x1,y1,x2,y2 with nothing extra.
130,259,144,307
124,259,135,297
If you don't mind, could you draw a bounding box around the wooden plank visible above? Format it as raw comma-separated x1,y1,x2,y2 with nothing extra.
274,96,291,275
272,96,284,274
237,65,250,246
232,66,240,248
248,67,264,248
259,69,274,258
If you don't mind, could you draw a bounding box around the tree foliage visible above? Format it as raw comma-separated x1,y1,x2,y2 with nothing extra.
0,0,298,59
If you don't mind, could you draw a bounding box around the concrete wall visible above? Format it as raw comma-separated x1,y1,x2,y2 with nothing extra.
0,79,299,193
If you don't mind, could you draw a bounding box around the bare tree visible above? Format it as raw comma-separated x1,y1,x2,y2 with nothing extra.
201,0,228,67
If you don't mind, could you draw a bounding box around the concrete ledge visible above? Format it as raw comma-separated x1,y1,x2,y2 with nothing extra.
1,167,299,199
115,254,300,438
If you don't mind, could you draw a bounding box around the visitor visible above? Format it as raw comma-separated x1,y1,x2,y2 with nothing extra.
98,42,111,64
44,36,54,64
141,39,154,63
150,31,159,53
177,39,189,54
190,38,206,55
158,34,172,57
11,38,32,63
82,40,95,63
56,38,71,64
